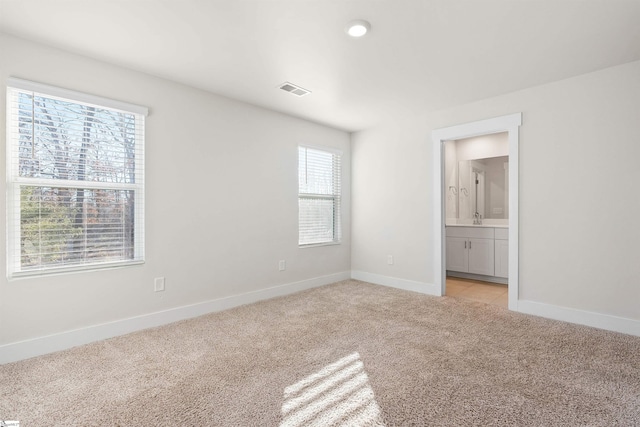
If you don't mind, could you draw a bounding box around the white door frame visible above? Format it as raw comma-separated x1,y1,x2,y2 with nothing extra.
431,113,522,310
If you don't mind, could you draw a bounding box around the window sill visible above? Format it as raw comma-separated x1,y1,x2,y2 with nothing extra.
8,260,144,281
299,241,342,249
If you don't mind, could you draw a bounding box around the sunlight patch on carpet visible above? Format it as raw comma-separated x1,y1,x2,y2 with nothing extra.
280,352,385,427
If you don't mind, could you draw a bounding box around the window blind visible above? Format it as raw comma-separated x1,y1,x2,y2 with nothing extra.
298,146,341,246
6,80,146,278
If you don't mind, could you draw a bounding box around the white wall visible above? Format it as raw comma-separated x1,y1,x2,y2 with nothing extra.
352,60,640,325
455,132,508,161
0,35,351,352
351,117,433,287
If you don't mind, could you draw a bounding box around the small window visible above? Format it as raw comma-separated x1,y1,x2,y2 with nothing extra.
298,146,341,246
6,79,147,278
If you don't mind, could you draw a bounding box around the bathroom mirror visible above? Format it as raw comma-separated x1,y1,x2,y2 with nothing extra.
455,156,508,220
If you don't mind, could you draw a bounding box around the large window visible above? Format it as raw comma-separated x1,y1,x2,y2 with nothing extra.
298,146,341,246
6,79,147,278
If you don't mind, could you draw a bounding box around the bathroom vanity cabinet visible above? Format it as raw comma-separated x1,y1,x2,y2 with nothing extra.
494,228,509,278
446,226,508,282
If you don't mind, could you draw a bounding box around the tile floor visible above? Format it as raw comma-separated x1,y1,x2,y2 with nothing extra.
445,277,508,308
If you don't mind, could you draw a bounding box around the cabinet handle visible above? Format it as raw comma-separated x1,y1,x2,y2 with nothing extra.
469,240,472,249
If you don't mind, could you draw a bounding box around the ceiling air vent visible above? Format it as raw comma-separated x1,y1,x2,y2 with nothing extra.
279,82,311,97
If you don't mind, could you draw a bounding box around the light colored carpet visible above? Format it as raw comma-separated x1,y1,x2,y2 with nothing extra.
1,280,639,426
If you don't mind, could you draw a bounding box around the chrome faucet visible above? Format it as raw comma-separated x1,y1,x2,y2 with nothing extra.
473,211,482,225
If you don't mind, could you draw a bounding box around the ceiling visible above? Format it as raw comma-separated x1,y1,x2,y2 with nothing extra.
1,0,639,132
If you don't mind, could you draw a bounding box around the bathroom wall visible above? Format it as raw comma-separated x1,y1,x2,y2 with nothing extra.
444,141,458,218
445,133,508,222
455,132,508,161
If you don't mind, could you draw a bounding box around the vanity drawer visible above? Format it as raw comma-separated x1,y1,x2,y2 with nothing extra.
446,226,494,239
494,228,508,240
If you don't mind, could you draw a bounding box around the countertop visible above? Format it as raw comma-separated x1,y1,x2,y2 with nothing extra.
445,223,509,229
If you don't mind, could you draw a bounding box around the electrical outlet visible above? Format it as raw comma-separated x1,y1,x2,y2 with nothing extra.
387,255,394,265
154,277,165,292
279,260,286,271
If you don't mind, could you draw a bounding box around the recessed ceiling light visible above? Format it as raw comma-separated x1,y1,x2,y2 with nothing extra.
345,20,371,38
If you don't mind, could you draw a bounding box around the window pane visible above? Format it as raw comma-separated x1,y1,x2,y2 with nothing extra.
16,92,137,184
298,147,334,195
20,186,135,271
299,198,335,245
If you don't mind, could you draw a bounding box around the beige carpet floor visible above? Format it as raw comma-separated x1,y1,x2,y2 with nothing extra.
1,280,639,426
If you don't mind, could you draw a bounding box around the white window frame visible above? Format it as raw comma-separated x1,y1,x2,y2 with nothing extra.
6,78,148,278
298,145,342,247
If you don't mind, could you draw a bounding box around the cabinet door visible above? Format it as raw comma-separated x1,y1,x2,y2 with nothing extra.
495,239,509,278
446,237,469,272
468,238,495,276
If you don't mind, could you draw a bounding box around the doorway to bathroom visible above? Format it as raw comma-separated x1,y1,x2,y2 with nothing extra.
443,132,509,306
431,113,521,310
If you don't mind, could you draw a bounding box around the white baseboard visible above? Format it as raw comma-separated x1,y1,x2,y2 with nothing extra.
351,270,440,296
7,271,635,365
351,271,640,337
0,271,351,365
517,300,640,337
